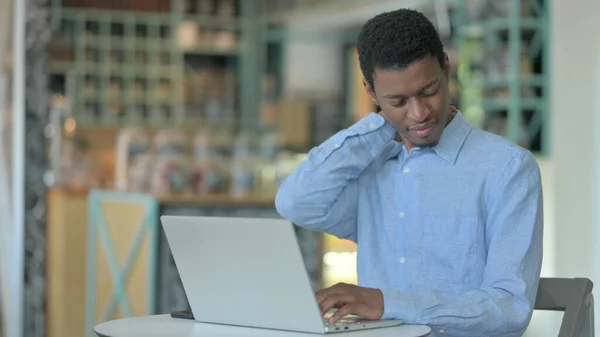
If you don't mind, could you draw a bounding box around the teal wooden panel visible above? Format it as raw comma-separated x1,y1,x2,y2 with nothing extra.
85,190,159,337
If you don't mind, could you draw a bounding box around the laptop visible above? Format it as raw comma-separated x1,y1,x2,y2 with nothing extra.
161,215,403,334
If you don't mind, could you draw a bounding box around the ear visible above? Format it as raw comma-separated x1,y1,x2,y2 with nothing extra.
443,53,450,79
362,79,379,106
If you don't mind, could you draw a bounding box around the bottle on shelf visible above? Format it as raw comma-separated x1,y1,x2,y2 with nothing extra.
114,127,151,192
230,132,256,199
192,130,227,195
151,154,191,196
128,154,156,193
256,131,281,196
152,128,191,195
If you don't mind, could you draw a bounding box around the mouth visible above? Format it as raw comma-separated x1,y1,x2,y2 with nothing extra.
411,123,435,138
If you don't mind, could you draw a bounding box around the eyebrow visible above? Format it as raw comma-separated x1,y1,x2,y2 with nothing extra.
382,79,440,99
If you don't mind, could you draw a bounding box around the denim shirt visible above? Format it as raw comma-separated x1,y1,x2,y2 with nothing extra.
275,112,543,337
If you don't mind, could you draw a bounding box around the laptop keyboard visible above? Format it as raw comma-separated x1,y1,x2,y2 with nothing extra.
324,317,363,326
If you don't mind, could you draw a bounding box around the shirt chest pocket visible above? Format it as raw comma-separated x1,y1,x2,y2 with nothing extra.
420,214,480,286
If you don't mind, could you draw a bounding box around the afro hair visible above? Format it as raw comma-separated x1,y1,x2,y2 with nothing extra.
357,8,445,89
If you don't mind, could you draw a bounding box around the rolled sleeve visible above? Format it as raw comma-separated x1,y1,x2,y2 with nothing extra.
308,113,397,165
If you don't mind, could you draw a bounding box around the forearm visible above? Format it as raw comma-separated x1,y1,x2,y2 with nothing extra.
275,113,396,236
381,281,537,337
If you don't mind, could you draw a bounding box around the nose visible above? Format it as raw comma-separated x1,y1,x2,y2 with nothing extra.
409,97,428,122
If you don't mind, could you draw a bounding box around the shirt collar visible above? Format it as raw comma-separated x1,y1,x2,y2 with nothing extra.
431,111,472,164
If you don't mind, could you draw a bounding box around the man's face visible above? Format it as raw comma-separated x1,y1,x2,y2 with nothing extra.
365,55,452,150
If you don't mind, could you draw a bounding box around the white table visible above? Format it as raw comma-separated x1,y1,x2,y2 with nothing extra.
94,314,432,337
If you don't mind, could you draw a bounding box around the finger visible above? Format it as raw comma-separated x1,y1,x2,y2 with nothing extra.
316,283,347,305
320,294,351,315
320,294,353,315
316,290,330,307
315,288,329,304
329,303,358,324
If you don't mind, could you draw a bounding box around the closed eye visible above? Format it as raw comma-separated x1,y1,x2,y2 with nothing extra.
420,82,441,97
420,86,439,97
390,100,407,108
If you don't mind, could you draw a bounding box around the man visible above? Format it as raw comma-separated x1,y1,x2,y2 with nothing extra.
275,8,543,337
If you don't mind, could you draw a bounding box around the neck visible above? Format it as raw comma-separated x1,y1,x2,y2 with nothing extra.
446,109,457,126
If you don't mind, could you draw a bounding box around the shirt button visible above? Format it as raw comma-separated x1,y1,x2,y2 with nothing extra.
439,330,444,334
333,144,340,148
400,257,406,264
369,123,376,129
399,212,405,218
403,167,410,174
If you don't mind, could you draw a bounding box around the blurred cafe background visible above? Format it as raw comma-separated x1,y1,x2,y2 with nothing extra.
0,0,599,337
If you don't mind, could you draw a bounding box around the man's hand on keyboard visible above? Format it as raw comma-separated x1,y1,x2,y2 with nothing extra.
315,283,384,324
